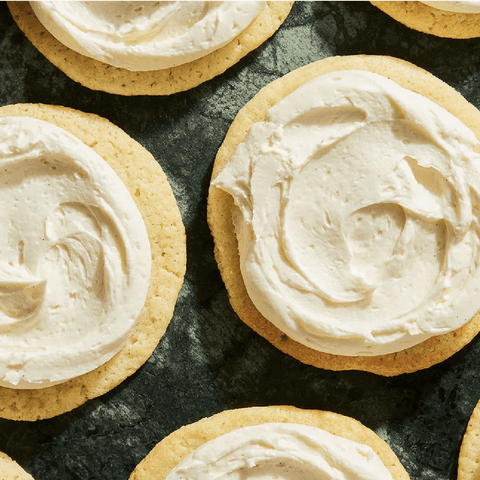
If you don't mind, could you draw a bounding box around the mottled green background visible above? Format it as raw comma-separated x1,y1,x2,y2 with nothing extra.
1,2,480,479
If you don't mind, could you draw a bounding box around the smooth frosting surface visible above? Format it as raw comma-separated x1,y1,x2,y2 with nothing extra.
0,116,151,388
30,1,265,71
213,70,480,356
165,423,394,480
422,1,480,13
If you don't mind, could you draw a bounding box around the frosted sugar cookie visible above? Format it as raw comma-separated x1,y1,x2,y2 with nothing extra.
208,54,480,376
459,398,480,480
129,406,409,480
0,103,186,420
371,1,480,38
7,2,293,95
1,451,34,480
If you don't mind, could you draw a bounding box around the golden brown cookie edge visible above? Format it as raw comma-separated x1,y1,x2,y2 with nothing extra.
459,398,480,480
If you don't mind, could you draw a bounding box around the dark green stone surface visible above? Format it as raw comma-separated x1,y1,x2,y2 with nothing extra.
1,2,480,479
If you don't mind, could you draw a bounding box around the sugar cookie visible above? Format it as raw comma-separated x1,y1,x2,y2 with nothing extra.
1,451,34,480
129,406,409,480
8,2,293,95
372,1,480,38
207,54,480,376
0,103,186,420
459,398,480,480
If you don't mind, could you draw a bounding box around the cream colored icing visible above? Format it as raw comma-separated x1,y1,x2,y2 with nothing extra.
422,1,480,13
30,1,265,71
0,116,151,388
165,423,394,480
213,70,480,356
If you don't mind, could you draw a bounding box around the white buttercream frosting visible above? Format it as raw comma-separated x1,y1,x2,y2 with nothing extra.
30,1,266,71
165,423,394,480
422,1,480,13
0,116,151,388
213,69,480,356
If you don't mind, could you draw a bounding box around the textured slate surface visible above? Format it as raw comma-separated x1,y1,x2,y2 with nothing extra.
1,2,480,479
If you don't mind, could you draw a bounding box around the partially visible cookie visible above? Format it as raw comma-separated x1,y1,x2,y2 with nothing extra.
207,54,480,376
0,103,186,420
459,398,480,480
0,451,34,480
371,1,480,38
129,405,409,480
7,2,293,96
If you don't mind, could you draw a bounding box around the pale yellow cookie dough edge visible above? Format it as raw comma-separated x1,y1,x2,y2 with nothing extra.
0,103,186,421
207,54,480,377
459,398,480,480
129,405,410,480
7,2,293,96
371,1,480,38
0,451,35,480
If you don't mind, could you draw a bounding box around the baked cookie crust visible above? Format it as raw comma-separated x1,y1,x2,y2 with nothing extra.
1,451,34,480
129,405,409,480
207,54,480,377
371,1,480,38
459,398,480,480
0,103,186,420
7,2,293,96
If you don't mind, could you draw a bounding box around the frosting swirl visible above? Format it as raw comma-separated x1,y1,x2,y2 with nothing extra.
165,423,394,480
214,70,480,356
0,116,151,388
30,1,265,71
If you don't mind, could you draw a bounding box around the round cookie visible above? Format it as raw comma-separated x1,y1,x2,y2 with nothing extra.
207,54,480,377
7,2,293,96
0,103,186,421
129,405,409,480
1,451,34,480
459,398,480,480
371,1,480,38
